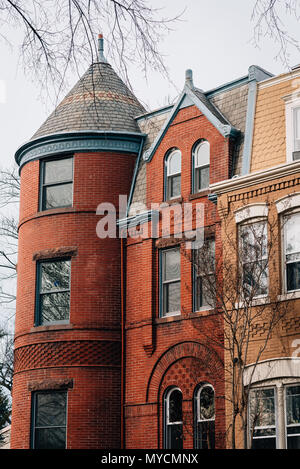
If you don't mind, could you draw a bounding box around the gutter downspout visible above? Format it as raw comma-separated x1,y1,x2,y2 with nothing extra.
121,136,144,447
121,235,125,448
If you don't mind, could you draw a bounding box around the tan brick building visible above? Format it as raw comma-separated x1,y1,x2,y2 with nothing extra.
211,66,300,449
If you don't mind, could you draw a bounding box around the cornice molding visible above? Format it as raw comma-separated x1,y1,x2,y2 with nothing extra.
15,130,146,170
210,160,300,196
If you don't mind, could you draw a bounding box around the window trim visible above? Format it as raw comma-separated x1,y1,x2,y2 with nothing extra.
247,379,300,449
164,387,183,449
30,390,68,449
193,238,215,312
284,384,300,449
192,140,210,194
281,209,300,294
164,149,181,201
285,96,300,163
35,257,71,326
39,156,74,212
159,247,181,318
194,383,215,449
238,217,269,300
248,386,278,449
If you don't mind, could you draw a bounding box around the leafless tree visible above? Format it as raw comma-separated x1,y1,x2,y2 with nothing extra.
251,0,300,67
183,199,293,449
0,0,183,100
0,166,18,306
0,166,19,406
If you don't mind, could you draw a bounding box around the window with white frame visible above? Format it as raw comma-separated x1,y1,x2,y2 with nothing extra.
193,140,210,192
160,248,181,317
293,106,300,160
239,220,268,298
164,387,183,449
165,149,181,200
285,96,300,162
283,211,300,292
194,238,215,311
194,384,215,449
249,388,277,449
248,382,300,449
40,157,73,211
285,385,300,449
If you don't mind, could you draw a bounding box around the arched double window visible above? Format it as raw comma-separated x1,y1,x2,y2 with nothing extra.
193,140,210,192
165,149,181,200
164,387,183,449
194,384,215,449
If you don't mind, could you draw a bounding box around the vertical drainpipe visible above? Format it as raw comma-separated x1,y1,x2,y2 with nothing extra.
121,235,125,449
121,136,145,448
241,66,259,176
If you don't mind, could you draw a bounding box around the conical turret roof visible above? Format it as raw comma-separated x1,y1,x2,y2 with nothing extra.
32,62,146,140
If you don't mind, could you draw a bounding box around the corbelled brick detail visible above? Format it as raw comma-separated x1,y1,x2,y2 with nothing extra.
14,340,121,373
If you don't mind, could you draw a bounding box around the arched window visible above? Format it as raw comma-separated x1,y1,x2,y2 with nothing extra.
194,384,215,449
164,387,183,449
165,149,181,200
193,141,210,192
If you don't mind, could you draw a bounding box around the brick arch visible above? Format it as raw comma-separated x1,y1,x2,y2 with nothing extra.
146,341,223,402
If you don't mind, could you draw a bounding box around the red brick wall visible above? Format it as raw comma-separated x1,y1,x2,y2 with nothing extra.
146,106,231,205
125,105,227,449
11,150,136,449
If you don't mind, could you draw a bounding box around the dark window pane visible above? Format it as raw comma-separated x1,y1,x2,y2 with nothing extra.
293,151,300,161
196,166,209,191
200,386,215,420
196,421,215,449
168,175,181,199
251,437,276,449
243,260,268,297
196,275,215,310
35,427,66,449
36,393,67,427
286,385,300,428
287,262,300,291
33,391,67,449
40,292,70,323
169,389,182,423
44,183,73,209
249,388,275,428
287,435,300,449
167,424,183,449
44,158,73,184
163,282,180,313
41,261,70,292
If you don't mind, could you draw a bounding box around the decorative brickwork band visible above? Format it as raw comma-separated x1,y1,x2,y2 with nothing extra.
14,340,121,373
146,341,223,402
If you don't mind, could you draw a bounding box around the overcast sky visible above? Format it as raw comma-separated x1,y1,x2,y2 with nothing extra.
0,0,299,171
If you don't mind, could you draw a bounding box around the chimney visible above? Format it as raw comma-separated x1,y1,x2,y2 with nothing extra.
185,69,194,89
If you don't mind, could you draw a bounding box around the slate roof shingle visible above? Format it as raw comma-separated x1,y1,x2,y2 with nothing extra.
32,62,146,140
